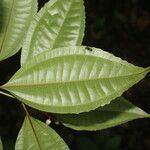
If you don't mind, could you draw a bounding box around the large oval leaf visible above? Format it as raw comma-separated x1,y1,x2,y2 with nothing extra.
15,116,69,150
0,0,37,61
0,138,2,150
55,97,150,131
21,0,85,65
1,46,150,113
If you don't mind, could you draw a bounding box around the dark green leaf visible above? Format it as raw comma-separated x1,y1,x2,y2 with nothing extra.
55,97,150,130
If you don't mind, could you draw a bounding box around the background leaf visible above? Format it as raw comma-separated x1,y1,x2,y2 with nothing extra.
15,116,69,150
0,0,37,61
21,0,85,65
2,46,150,114
55,97,150,131
0,138,3,150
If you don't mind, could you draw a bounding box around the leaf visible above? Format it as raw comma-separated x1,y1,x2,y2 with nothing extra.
0,138,3,150
54,97,150,131
15,116,69,150
21,0,85,65
0,0,38,61
1,46,150,114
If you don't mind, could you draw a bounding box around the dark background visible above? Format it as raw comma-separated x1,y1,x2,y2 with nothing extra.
0,0,150,149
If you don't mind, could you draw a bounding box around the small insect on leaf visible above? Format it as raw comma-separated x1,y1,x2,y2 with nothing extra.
85,46,93,51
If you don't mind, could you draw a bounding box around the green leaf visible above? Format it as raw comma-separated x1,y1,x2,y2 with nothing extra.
0,0,38,61
21,0,85,65
0,138,3,150
55,97,150,131
2,46,150,114
15,116,69,150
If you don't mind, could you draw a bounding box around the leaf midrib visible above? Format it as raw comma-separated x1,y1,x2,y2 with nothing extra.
26,116,42,150
5,76,144,114
0,0,15,53
2,70,146,88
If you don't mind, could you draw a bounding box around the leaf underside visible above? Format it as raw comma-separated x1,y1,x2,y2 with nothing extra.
21,0,85,65
2,46,150,114
55,97,150,131
0,0,37,61
15,116,69,150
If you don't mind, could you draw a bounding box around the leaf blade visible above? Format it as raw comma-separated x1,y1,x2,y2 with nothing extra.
0,0,38,61
15,117,69,150
21,0,85,65
55,97,150,131
2,46,150,113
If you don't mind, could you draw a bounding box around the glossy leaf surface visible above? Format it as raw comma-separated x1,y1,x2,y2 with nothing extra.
0,0,37,61
15,116,69,150
55,97,150,131
21,0,85,65
2,46,150,113
0,138,2,150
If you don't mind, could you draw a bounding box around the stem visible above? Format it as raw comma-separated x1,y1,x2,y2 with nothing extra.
0,91,15,98
22,103,30,116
